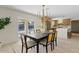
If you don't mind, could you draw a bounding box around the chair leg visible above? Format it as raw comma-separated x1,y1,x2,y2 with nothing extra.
26,49,28,53
53,42,54,49
51,43,53,51
55,39,57,46
46,45,48,53
21,45,23,53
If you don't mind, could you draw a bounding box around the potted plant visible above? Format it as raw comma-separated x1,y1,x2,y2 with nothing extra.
0,17,11,30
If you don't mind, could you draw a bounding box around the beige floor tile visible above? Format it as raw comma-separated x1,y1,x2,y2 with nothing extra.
0,34,79,53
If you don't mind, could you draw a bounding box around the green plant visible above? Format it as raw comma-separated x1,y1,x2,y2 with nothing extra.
0,17,11,30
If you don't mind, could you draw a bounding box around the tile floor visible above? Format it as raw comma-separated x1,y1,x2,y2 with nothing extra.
0,33,79,53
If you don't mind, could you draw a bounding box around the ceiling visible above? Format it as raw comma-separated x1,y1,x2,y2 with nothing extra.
1,5,79,18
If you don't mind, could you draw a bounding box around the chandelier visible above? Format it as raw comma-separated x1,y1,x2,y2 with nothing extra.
39,5,51,22
37,5,52,30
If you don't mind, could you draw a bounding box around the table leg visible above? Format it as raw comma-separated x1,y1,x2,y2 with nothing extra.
37,42,39,53
24,36,27,53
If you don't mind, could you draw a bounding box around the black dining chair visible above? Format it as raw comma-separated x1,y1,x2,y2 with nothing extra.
39,32,55,53
20,34,37,53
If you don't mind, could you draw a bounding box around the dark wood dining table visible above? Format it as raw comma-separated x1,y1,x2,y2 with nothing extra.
21,32,48,53
21,32,54,53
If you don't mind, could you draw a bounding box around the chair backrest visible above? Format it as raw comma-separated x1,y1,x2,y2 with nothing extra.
47,32,55,43
20,34,27,47
48,28,57,40
53,28,57,39
36,29,41,33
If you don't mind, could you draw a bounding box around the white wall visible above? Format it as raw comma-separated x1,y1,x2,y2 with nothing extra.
0,7,40,45
7,5,79,19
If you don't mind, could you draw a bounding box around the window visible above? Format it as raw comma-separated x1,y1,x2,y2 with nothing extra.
18,22,25,31
28,21,34,33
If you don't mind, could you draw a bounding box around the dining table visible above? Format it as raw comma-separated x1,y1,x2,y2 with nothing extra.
21,31,54,53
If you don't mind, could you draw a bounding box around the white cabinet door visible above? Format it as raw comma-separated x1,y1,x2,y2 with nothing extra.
57,28,68,39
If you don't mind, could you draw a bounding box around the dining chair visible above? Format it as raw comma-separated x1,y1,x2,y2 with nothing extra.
39,32,55,53
48,28,57,46
20,34,37,53
54,30,57,46
36,29,41,33
53,28,57,46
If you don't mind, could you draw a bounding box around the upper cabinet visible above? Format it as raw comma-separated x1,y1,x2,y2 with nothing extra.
63,18,71,26
52,18,71,27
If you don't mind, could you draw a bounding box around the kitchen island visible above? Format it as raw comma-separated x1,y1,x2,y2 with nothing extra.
57,26,71,40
